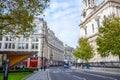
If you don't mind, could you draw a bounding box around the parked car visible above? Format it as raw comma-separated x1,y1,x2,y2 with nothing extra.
64,65,69,69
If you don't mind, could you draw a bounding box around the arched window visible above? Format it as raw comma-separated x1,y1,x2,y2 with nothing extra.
104,15,106,19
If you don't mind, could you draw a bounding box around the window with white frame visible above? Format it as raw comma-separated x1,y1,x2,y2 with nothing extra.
19,36,29,41
5,36,11,41
5,36,16,41
18,43,28,49
32,43,38,49
5,43,15,49
32,36,38,42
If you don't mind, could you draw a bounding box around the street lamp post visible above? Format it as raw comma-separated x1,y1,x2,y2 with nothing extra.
41,28,45,71
1,54,10,80
3,58,10,80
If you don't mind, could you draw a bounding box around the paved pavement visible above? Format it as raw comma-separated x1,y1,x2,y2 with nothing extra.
70,66,120,75
24,69,49,80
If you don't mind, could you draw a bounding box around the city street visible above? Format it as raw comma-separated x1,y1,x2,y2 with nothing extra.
0,0,120,80
48,67,120,80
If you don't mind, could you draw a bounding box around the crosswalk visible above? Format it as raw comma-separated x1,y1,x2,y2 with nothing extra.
51,68,74,73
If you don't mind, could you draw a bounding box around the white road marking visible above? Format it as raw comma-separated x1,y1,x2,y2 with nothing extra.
80,72,118,80
52,71,60,73
72,75,86,80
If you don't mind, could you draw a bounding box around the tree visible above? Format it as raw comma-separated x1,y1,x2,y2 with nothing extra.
96,14,120,60
73,46,80,60
73,38,93,62
0,0,49,36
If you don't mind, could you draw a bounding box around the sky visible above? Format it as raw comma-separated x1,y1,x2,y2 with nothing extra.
42,0,103,48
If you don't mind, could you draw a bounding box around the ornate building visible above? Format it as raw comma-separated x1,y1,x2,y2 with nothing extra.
80,0,120,62
47,29,64,66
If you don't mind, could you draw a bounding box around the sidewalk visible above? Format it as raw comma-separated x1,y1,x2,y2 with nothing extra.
88,67,120,75
70,66,120,75
24,69,49,80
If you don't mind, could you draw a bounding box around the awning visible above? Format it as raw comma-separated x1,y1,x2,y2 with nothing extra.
0,51,37,67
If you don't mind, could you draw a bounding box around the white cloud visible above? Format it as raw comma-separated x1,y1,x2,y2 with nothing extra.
42,0,104,48
43,0,82,48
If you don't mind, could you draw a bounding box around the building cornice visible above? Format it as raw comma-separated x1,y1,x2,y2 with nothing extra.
87,33,98,39
48,43,64,53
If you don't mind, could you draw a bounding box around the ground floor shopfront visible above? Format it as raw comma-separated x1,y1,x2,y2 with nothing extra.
23,57,48,69
22,57,65,69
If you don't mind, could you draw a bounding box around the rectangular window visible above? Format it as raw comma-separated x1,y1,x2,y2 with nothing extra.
19,36,28,41
18,43,25,49
9,43,11,49
85,27,87,35
0,36,2,41
97,19,100,27
32,44,34,49
32,37,38,42
22,44,25,49
32,43,38,49
12,43,15,49
5,43,8,49
5,36,15,41
92,24,94,33
5,43,15,49
18,43,22,49
26,44,28,49
35,43,38,49
6,37,10,41
0,43,1,49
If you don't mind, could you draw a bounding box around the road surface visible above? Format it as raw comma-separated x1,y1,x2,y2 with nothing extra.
48,67,120,80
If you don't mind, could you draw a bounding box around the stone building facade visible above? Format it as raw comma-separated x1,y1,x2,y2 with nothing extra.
64,45,76,64
47,29,64,66
24,17,64,68
80,0,120,62
0,18,64,68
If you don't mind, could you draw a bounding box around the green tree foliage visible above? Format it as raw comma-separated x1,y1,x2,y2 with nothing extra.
73,38,93,62
73,46,79,60
96,14,120,60
0,0,49,36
